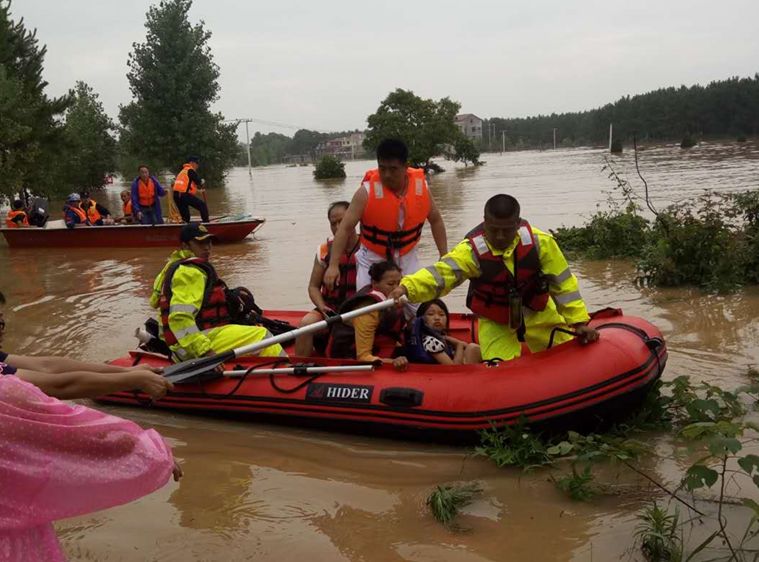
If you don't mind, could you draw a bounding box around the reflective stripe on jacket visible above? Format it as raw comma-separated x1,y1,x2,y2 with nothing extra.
359,167,430,257
151,250,229,358
465,220,549,325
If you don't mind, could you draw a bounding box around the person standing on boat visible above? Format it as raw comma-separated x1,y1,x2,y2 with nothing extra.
150,223,286,363
130,165,166,225
81,191,114,225
389,194,599,362
323,138,448,298
172,156,209,223
294,201,360,357
63,193,90,229
5,200,30,228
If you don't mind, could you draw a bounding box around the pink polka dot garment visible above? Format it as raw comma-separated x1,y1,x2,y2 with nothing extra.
0,375,174,561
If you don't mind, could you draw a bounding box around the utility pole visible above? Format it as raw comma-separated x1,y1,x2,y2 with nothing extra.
225,118,254,177
608,123,613,152
553,128,557,150
488,121,492,152
501,131,505,154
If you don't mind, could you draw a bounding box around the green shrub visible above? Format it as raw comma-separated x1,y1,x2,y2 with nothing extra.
313,155,346,180
554,204,650,259
680,134,697,148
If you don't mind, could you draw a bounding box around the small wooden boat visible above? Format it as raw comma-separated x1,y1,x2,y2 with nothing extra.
99,309,667,439
0,216,265,248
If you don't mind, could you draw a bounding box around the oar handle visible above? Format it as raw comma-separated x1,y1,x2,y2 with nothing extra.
231,296,406,358
223,364,375,377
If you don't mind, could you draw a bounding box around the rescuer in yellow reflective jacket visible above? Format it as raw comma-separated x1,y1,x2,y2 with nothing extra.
389,194,599,362
150,224,286,362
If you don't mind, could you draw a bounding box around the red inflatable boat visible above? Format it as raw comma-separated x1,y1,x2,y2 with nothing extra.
99,308,667,438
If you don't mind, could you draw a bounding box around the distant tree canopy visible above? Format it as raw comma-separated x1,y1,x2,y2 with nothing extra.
484,75,759,150
364,89,461,168
233,128,364,167
0,1,72,198
55,82,117,193
118,0,237,185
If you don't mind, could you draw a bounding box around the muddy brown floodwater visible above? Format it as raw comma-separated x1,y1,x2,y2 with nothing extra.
2,140,759,560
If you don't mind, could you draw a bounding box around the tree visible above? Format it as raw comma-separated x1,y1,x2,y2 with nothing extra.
289,129,327,157
0,1,71,198
53,82,117,192
118,0,237,185
449,134,482,167
313,155,346,180
364,89,461,168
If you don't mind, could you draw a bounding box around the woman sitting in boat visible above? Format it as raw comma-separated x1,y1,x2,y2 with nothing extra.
294,201,359,356
327,261,408,371
405,299,481,365
81,191,114,226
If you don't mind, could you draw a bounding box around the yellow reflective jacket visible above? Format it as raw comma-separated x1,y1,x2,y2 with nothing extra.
150,249,214,358
401,226,590,326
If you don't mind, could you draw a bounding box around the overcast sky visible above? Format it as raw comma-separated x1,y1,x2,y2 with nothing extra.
12,0,759,136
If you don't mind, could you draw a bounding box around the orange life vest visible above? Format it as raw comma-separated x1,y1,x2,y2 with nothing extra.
173,164,197,195
5,210,29,228
465,221,549,326
359,167,431,257
63,204,89,225
158,258,231,346
123,200,133,216
320,238,359,310
85,202,102,224
138,178,156,206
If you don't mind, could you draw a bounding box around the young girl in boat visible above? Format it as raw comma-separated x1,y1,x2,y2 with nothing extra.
405,299,481,365
327,261,409,371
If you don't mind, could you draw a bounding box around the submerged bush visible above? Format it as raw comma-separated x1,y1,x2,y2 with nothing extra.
556,157,759,292
313,155,346,180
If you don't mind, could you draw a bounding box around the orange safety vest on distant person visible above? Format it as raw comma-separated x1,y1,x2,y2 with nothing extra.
359,167,431,258
63,205,88,224
123,199,133,216
5,210,29,228
173,164,197,195
138,178,157,206
85,202,102,224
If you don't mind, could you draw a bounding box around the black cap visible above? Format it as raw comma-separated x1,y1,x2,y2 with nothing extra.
187,155,200,163
180,223,216,243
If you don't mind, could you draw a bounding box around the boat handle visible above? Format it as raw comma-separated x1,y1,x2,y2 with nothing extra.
380,387,424,408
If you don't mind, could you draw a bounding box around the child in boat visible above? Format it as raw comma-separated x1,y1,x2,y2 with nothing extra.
405,299,481,365
327,261,409,371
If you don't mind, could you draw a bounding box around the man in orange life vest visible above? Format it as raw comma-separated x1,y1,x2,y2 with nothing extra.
5,200,30,228
81,191,114,225
389,194,599,362
172,156,209,223
63,193,90,229
323,138,447,299
130,165,167,225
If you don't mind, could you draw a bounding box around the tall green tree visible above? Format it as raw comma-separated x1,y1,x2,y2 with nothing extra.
0,1,71,198
364,89,461,168
118,0,237,185
54,82,117,192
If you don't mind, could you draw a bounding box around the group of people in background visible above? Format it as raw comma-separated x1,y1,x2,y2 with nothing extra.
4,157,209,230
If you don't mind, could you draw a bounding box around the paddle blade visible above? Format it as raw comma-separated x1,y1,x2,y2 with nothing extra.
163,351,232,384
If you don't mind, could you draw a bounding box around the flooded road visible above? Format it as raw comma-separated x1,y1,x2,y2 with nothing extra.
2,140,759,560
